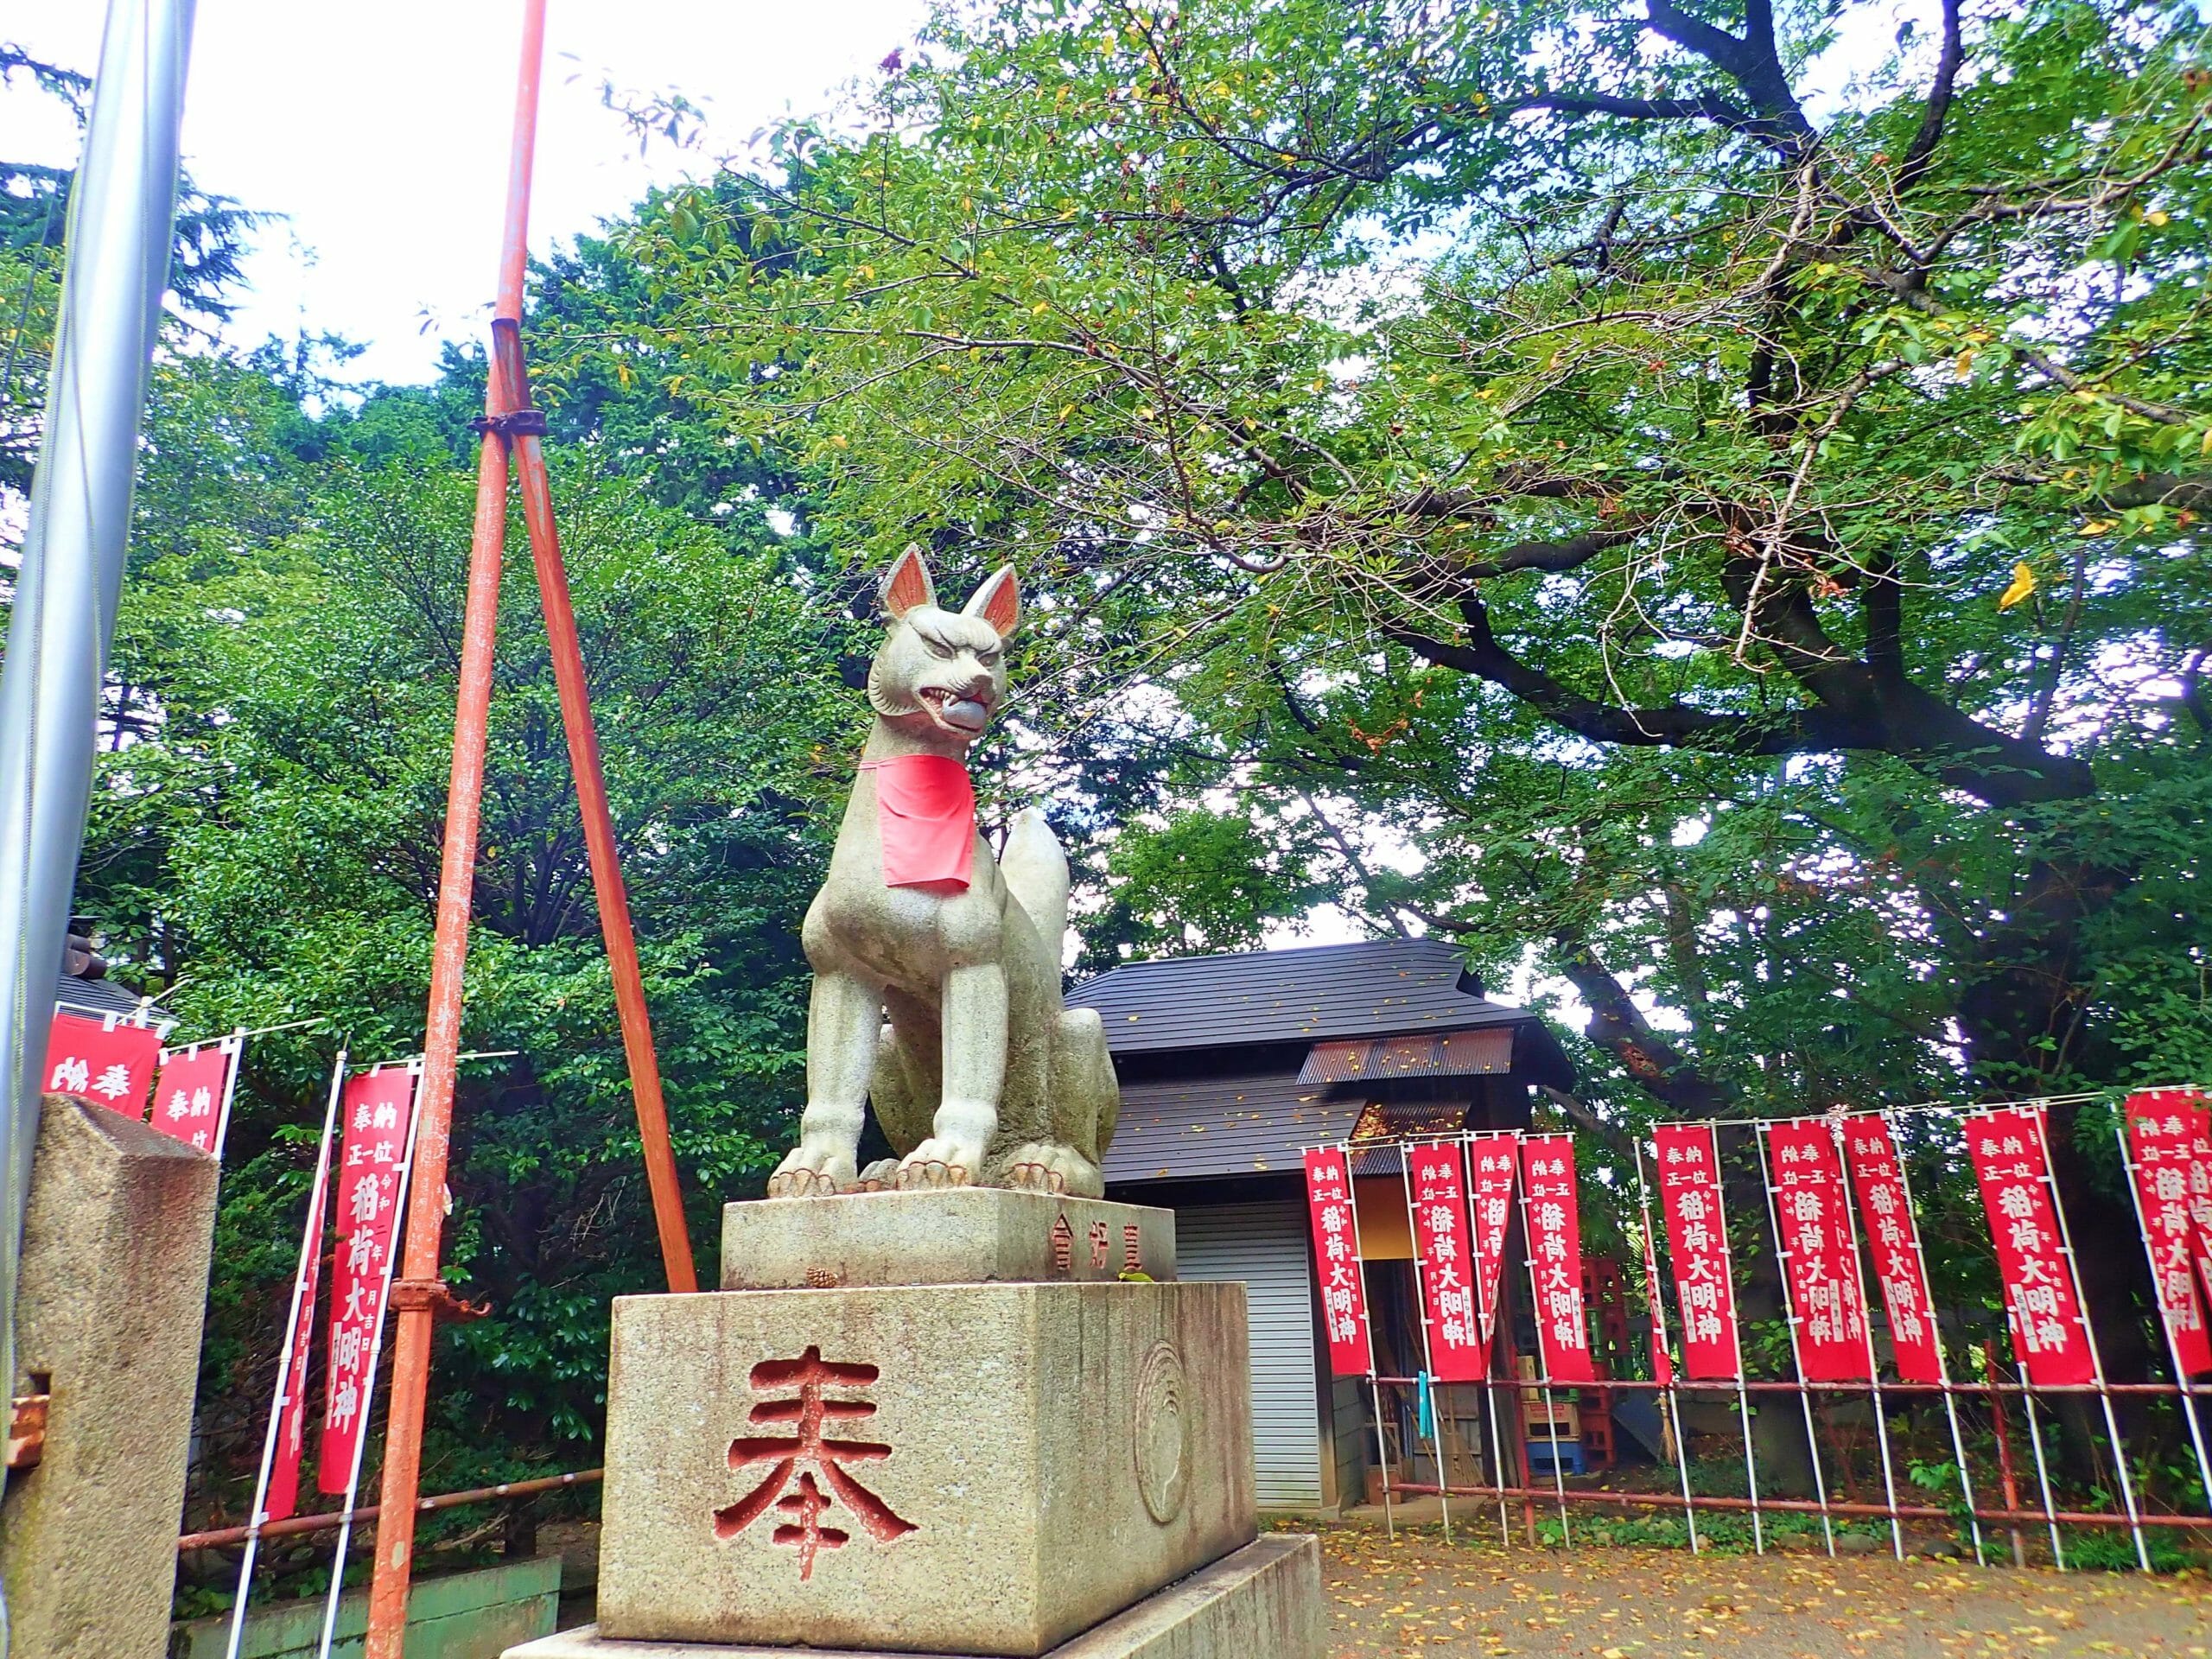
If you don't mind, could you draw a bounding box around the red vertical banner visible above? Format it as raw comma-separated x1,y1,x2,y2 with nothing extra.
1765,1118,1872,1382
1407,1141,1485,1382
2188,1105,2212,1310
1840,1114,1945,1385
265,1163,328,1523
1520,1135,1596,1384
149,1039,238,1155
1466,1134,1517,1344
41,1010,162,1119
1654,1122,1740,1380
319,1065,421,1492
1963,1107,2097,1388
2124,1090,2212,1379
1304,1147,1371,1377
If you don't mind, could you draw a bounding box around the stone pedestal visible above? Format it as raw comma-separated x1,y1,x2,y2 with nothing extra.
0,1096,219,1659
506,1534,1325,1659
521,1191,1325,1659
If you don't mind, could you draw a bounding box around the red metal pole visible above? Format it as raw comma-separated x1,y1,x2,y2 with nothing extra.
361,6,543,1653
500,321,697,1294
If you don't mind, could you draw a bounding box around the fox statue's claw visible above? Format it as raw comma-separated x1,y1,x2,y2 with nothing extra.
767,1145,855,1199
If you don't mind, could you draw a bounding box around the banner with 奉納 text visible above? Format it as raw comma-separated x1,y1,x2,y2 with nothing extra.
1304,1147,1372,1377
318,1064,420,1493
1407,1140,1486,1382
1520,1135,1597,1384
265,1157,328,1523
2124,1090,2212,1379
1840,1114,1946,1386
1654,1122,1740,1380
41,1009,162,1119
148,1037,239,1156
1963,1106,2097,1388
1466,1133,1516,1345
1765,1118,1872,1382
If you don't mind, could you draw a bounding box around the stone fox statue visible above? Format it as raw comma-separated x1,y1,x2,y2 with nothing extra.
768,546,1120,1198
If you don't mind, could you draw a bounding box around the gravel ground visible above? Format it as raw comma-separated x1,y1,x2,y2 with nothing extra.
1316,1526,2212,1659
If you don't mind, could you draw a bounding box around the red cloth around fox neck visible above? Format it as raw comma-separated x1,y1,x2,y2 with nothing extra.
859,753,976,888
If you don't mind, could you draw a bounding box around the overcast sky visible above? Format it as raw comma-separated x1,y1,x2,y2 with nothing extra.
5,0,927,385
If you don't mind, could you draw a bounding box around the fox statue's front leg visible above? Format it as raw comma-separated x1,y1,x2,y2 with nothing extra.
893,962,1005,1188
767,969,878,1197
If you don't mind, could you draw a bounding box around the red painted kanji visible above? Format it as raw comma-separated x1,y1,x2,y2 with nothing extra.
715,1346,918,1580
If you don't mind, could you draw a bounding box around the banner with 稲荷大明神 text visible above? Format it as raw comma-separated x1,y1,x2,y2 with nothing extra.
1520,1135,1596,1384
1963,1106,2096,1388
1407,1140,1487,1382
1304,1146,1371,1377
1654,1122,1740,1381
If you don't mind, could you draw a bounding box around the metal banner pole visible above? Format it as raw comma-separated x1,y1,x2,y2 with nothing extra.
1398,1142,1452,1541
223,1052,344,1659
1754,1125,1837,1555
0,3,196,1648
1710,1126,1767,1555
2031,1106,2151,1572
1466,1131,1513,1545
2114,1122,2212,1513
318,1065,427,1658
1513,1137,1573,1541
1828,1115,1904,1560
1885,1114,1985,1566
1633,1139,1699,1554
1339,1141,1393,1538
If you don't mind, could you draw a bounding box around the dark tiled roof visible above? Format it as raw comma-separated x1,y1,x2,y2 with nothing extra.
55,972,143,1020
1069,938,1530,1055
1102,1066,1360,1185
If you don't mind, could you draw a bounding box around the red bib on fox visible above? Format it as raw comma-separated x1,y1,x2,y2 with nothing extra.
861,754,976,888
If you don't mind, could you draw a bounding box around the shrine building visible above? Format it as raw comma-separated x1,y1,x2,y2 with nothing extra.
1066,938,1574,1516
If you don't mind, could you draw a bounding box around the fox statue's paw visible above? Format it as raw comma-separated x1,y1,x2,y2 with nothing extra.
767,1144,855,1198
855,1158,901,1192
893,1138,982,1189
1005,1142,1105,1198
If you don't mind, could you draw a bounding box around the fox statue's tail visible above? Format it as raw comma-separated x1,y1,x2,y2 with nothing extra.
1001,808,1071,964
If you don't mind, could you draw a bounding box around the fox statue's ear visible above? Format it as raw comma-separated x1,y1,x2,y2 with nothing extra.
880,544,937,618
963,565,1020,638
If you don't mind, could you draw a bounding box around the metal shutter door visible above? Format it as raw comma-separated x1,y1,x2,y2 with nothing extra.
1175,1202,1324,1508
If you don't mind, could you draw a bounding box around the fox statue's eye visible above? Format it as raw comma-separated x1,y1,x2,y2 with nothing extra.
921,636,954,659
976,646,1001,665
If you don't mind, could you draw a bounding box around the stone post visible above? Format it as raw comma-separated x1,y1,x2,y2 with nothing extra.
0,1095,219,1657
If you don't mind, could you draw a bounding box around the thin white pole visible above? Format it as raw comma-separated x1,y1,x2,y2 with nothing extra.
1634,1139,1699,1554
209,1028,247,1161
317,1065,428,1657
1828,1116,1904,1560
2030,1107,2151,1573
1514,1136,1573,1542
1707,1125,1766,1555
0,3,198,1649
224,1052,344,1659
1340,1144,1393,1539
1398,1143,1452,1541
1755,1127,1837,1556
1465,1132,1513,1546
2114,1122,2212,1515
1882,1114,1986,1566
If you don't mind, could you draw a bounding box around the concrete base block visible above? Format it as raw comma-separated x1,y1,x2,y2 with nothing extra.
720,1190,1175,1291
0,1096,219,1659
597,1281,1254,1656
504,1534,1325,1659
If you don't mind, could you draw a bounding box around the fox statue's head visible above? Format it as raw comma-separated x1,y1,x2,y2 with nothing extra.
866,544,1020,751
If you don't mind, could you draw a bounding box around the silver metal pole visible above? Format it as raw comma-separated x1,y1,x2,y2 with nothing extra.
1397,1144,1452,1541
1634,1140,1700,1554
0,3,196,1650
2115,1122,2212,1515
1884,1114,1986,1566
1755,1127,1837,1556
1465,1132,1513,1545
1708,1126,1767,1555
1828,1116,1905,1560
226,1053,345,1659
1513,1139,1573,1542
318,1065,427,1658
